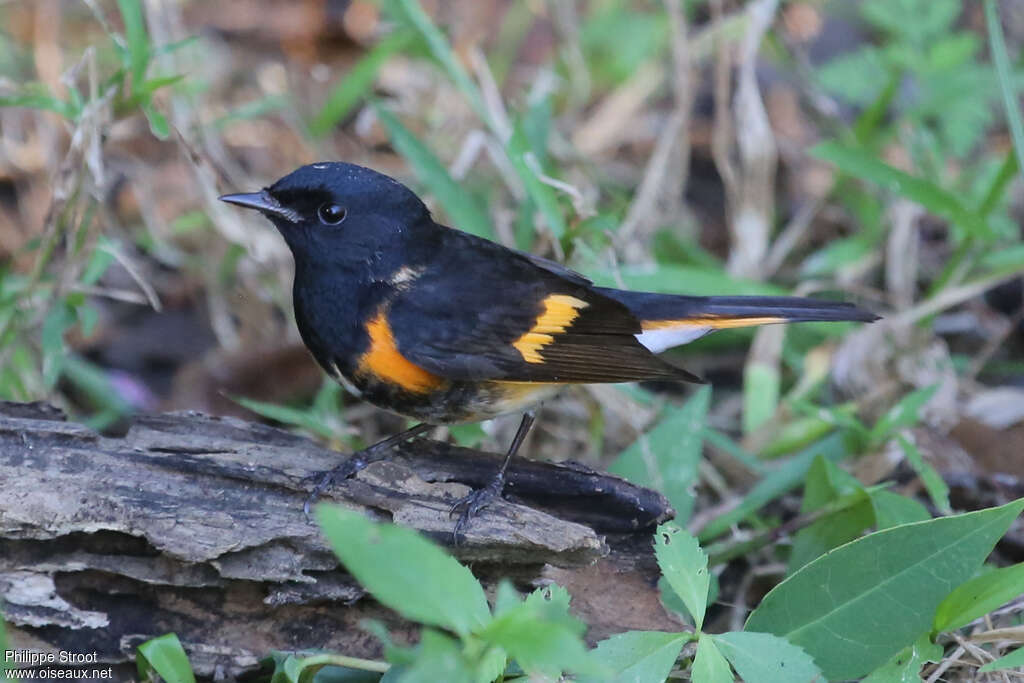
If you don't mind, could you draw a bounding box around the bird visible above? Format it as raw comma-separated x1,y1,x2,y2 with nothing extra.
220,162,878,538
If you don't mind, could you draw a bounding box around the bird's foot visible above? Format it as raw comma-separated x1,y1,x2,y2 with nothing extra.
449,475,506,544
303,454,371,520
303,424,433,521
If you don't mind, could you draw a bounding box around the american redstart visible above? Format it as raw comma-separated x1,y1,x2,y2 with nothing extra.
220,162,877,536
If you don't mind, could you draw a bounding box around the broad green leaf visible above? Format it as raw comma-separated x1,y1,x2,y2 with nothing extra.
376,107,493,239
812,142,992,238
698,433,847,541
787,457,875,574
714,632,821,683
117,0,150,88
692,634,733,683
745,498,1024,680
476,596,592,678
582,631,689,683
310,31,413,137
395,630,473,683
933,562,1024,633
862,633,942,683
137,633,196,683
610,386,710,522
654,523,710,630
316,505,490,637
979,645,1024,673
870,489,930,529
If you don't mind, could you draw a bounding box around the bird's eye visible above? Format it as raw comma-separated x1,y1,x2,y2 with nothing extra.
317,203,347,225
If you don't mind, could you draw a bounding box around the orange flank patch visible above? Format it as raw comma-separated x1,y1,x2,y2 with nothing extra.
358,310,444,393
641,315,787,331
512,294,590,363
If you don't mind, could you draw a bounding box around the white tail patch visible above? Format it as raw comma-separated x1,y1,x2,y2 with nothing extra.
635,325,713,353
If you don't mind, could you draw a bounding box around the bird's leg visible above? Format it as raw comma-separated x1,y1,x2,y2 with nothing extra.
450,410,536,543
304,422,434,518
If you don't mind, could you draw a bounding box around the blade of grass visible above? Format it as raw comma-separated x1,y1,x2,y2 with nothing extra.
375,107,494,239
390,0,488,122
309,31,414,137
116,0,150,88
986,0,1024,175
812,142,992,239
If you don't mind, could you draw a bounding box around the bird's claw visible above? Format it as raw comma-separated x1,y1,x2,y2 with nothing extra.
302,456,368,522
448,478,504,544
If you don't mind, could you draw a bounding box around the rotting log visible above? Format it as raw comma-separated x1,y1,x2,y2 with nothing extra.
0,401,680,679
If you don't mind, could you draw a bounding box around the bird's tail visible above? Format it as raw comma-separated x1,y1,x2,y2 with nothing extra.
595,289,879,353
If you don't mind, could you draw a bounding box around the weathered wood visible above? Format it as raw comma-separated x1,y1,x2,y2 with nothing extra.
0,402,677,678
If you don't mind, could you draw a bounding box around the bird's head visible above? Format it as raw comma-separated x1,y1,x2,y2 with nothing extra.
219,162,429,259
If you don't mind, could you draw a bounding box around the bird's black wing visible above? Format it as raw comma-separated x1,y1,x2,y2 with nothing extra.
386,230,700,384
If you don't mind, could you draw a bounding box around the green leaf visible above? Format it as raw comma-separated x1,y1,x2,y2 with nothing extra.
812,142,992,238
745,498,1024,680
610,386,710,522
862,633,942,682
310,31,413,137
653,523,710,631
142,102,170,139
588,264,783,297
137,633,196,683
933,562,1024,633
698,433,847,541
979,645,1024,673
117,0,151,87
743,361,779,435
787,457,875,574
582,631,689,683
505,121,567,239
713,632,821,683
316,505,490,637
869,489,931,529
896,435,952,514
692,634,733,683
230,395,343,443
395,630,473,683
388,0,487,121
868,385,938,445
985,0,1024,177
476,594,592,678
376,107,493,239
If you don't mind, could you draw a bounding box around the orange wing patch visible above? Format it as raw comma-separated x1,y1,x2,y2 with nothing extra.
358,310,444,393
512,294,589,363
641,315,787,331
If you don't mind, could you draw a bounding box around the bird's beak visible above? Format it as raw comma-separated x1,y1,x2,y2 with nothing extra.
219,190,299,223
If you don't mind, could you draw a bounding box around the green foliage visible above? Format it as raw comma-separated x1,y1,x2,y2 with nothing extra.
232,380,349,444
314,504,592,680
610,386,710,523
932,561,1024,634
746,498,1024,680
137,633,196,683
653,523,709,631
0,0,187,414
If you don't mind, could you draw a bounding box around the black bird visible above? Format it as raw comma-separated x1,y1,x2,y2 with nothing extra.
220,162,877,537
